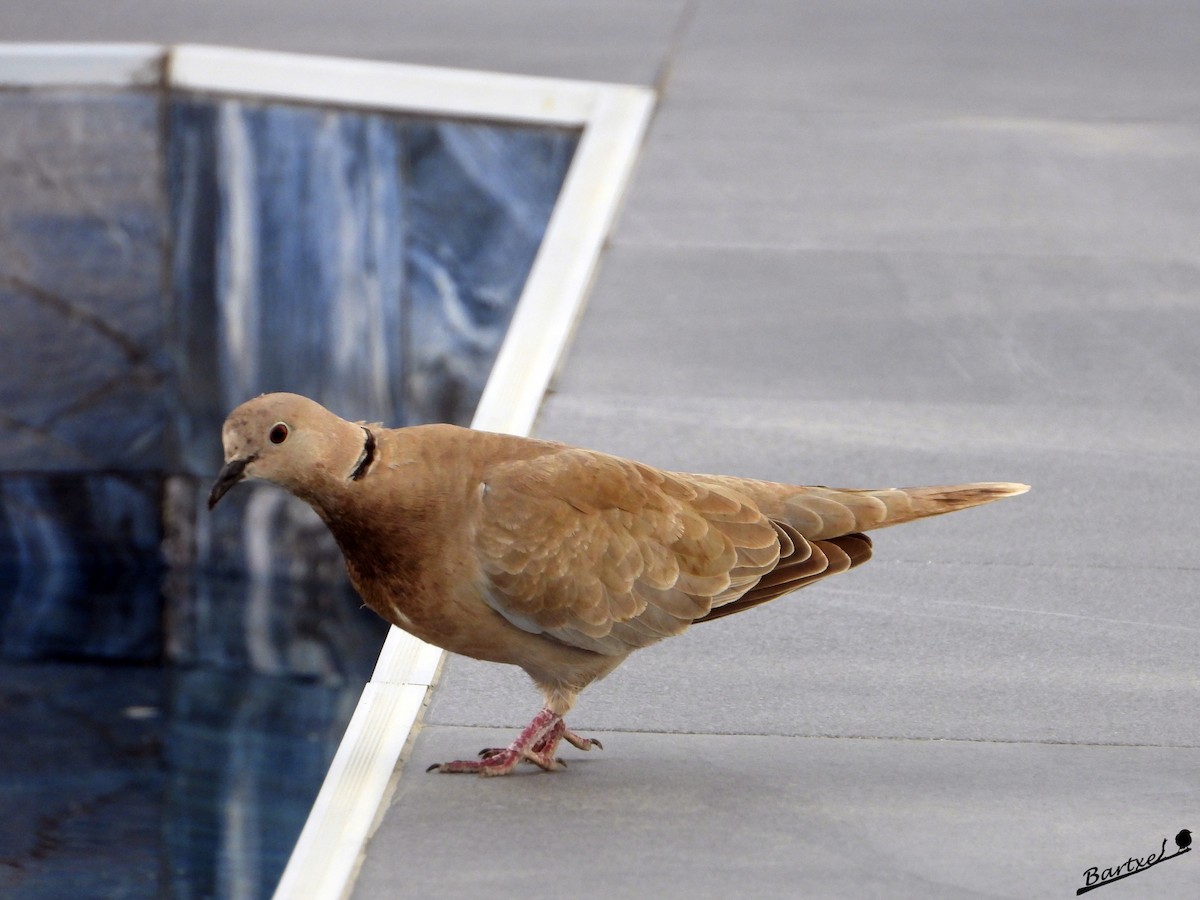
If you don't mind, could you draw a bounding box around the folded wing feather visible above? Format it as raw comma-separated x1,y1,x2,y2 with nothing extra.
475,449,783,655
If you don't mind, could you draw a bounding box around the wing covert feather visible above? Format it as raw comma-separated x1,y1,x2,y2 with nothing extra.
474,450,781,655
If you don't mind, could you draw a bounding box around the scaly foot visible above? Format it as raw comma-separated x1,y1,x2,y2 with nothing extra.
427,708,603,776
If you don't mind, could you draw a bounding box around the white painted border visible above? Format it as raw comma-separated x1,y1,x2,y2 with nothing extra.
0,42,653,900
0,42,162,86
169,44,600,126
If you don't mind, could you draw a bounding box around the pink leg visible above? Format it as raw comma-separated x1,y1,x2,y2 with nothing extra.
534,719,604,757
427,708,603,776
427,707,561,776
477,718,604,761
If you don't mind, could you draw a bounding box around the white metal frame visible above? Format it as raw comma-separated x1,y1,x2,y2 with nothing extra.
1,43,654,900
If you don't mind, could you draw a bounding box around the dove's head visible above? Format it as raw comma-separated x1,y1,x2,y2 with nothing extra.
207,392,374,510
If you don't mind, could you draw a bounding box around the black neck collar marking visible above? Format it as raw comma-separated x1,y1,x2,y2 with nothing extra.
350,427,376,481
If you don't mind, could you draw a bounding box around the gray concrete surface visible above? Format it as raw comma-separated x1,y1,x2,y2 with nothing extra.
357,728,1197,899
6,2,1198,898
0,0,687,85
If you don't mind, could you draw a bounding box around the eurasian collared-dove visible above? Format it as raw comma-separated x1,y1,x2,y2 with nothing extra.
209,392,1027,775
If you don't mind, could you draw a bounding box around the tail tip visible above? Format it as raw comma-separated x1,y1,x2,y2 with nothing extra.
989,482,1031,497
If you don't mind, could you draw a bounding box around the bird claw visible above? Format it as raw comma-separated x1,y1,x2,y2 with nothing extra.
568,734,603,752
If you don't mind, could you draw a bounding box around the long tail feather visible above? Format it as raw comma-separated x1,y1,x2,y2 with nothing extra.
864,482,1030,530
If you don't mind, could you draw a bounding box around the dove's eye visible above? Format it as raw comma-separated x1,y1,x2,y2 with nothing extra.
269,423,289,444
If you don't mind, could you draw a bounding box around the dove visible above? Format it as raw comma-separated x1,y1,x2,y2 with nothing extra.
208,392,1028,776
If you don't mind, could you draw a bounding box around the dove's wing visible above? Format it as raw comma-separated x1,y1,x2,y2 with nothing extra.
473,448,790,656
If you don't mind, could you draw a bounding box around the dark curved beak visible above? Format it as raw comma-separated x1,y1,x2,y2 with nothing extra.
208,456,253,510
